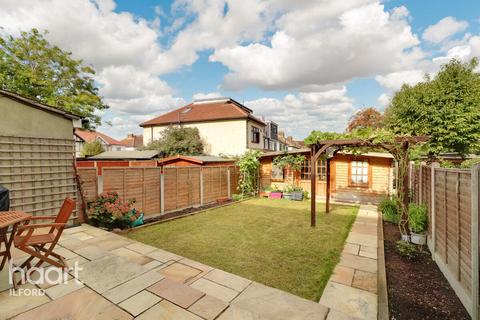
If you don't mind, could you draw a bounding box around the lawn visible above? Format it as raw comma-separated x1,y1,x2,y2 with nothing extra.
128,198,358,301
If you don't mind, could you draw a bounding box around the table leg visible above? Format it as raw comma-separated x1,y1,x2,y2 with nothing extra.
0,227,9,270
0,223,19,271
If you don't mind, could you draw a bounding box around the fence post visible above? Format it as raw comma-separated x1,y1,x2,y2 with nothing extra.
160,172,165,214
200,168,204,206
419,162,424,204
430,162,439,260
471,164,479,320
97,168,104,194
227,168,231,199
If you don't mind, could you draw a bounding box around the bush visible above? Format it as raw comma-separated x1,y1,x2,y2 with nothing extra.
396,240,418,260
460,158,480,168
87,192,140,229
408,203,427,234
379,196,398,224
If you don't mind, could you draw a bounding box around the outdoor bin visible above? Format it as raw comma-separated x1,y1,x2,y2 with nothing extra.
0,186,9,211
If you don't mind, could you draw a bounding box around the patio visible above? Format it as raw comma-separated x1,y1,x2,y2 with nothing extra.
0,204,380,320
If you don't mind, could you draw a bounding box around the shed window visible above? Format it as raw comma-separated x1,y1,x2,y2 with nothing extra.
251,126,260,143
300,160,326,181
271,164,284,180
351,160,368,186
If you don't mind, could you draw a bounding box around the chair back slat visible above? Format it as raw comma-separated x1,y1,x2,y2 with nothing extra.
55,198,75,224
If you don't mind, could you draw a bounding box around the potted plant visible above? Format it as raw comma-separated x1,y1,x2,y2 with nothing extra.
260,186,272,198
269,185,283,199
291,186,304,201
283,185,293,200
408,203,428,245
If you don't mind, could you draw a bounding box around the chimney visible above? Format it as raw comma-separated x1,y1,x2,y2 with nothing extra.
128,133,135,138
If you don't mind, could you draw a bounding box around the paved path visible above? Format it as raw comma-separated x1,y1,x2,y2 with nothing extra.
1,224,330,320
319,205,379,320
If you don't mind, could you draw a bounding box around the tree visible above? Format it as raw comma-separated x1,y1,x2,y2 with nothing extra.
385,58,480,159
82,140,105,157
0,29,108,128
143,126,204,156
346,107,383,132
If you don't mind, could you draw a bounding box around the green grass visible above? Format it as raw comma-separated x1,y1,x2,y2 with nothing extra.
128,198,358,301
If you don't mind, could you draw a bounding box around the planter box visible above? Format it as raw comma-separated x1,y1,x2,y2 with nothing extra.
291,191,303,201
269,192,282,199
283,193,292,200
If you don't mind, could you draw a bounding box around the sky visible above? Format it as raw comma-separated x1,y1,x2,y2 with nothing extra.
1,0,479,140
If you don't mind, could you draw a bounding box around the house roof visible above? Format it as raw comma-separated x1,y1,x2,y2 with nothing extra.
120,134,143,148
140,98,265,127
75,128,123,146
158,155,234,164
88,150,160,160
0,89,82,120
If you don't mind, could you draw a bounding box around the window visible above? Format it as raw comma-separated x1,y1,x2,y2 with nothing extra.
351,159,368,186
251,126,260,143
263,137,269,149
271,164,284,180
300,160,326,180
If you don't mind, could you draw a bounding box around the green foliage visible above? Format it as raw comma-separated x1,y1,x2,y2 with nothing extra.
385,58,480,158
81,140,105,157
439,159,456,168
143,126,204,156
273,154,306,170
396,240,419,260
236,150,262,196
0,29,108,128
379,196,398,224
87,192,140,229
347,107,384,132
408,203,428,234
460,158,480,169
232,194,244,201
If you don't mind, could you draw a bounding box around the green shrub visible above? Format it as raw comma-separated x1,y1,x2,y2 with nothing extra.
396,240,418,260
232,194,244,201
379,196,398,224
88,192,139,229
460,158,480,168
408,203,427,233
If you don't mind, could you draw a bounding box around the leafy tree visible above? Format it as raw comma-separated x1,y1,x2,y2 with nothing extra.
385,58,480,159
347,107,384,132
0,29,108,128
81,140,105,157
143,126,204,156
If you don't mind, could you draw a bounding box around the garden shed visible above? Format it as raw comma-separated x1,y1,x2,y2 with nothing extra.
0,89,82,223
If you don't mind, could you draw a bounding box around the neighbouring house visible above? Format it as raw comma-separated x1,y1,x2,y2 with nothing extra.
140,97,268,156
74,128,125,157
263,121,288,152
120,133,144,150
260,149,394,204
0,89,82,222
278,131,303,150
158,155,235,167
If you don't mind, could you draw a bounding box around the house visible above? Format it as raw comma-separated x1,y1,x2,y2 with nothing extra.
263,121,288,152
0,89,82,222
278,131,303,150
74,128,125,157
120,133,144,150
260,149,394,204
158,155,235,167
140,97,267,156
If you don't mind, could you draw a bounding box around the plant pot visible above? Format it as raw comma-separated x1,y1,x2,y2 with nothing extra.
259,191,270,198
291,191,303,201
410,232,426,245
269,192,282,199
401,234,410,242
283,193,292,200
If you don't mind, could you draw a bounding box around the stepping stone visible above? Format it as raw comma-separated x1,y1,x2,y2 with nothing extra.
136,300,201,320
203,269,251,292
103,269,164,304
74,245,110,261
0,283,50,319
339,253,377,273
320,282,377,320
330,265,354,286
148,278,204,308
188,295,228,320
77,255,149,294
12,287,132,320
118,291,161,316
126,242,158,255
352,270,377,294
111,247,153,265
231,282,328,320
190,278,238,302
158,262,202,283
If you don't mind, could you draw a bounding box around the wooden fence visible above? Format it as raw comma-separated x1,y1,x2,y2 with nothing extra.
0,135,79,223
78,165,239,218
411,163,479,319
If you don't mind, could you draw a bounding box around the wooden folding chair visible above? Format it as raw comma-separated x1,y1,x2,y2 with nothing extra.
13,198,75,271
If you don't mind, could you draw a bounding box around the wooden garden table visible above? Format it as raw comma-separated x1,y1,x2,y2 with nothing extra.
0,211,31,270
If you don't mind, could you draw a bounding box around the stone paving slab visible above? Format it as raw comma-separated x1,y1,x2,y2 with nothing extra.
118,290,162,317
148,278,205,308
158,262,203,283
203,269,252,292
188,294,229,320
0,283,50,320
136,299,202,320
190,278,239,303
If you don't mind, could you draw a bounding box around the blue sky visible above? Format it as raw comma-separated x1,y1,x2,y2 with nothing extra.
1,0,479,139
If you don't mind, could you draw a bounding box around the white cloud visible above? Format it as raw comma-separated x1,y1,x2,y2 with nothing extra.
375,70,425,91
192,92,223,100
422,17,468,44
377,93,391,109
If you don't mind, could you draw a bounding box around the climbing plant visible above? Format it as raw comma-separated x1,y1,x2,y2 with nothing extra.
273,154,306,171
236,150,262,197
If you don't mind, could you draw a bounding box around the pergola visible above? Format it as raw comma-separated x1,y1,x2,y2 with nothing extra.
309,136,429,227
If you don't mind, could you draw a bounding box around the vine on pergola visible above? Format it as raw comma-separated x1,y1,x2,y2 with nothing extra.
305,128,428,235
